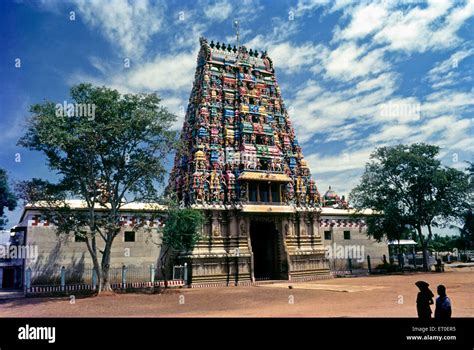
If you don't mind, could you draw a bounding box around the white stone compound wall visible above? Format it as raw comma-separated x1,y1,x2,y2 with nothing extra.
320,216,388,269
21,211,163,281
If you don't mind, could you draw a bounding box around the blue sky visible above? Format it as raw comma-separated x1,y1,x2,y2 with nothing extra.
1,0,473,229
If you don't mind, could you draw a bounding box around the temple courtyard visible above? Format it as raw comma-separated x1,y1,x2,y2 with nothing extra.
1,267,473,317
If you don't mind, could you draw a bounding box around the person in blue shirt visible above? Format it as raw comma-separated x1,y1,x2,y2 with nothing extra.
435,285,452,319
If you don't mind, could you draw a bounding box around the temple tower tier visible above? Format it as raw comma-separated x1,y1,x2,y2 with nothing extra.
170,37,330,284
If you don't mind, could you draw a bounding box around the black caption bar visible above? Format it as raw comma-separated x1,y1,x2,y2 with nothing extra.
0,318,472,349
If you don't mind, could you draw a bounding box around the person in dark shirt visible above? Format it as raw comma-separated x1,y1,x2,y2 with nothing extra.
435,285,452,319
415,281,434,319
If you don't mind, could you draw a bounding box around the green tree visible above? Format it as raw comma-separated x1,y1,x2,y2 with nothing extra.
462,161,474,247
0,168,17,230
364,204,411,243
159,203,204,287
17,83,176,293
429,234,450,253
350,143,471,271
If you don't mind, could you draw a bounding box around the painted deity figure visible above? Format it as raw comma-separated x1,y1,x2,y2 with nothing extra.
271,159,282,172
210,169,221,202
307,180,317,205
225,170,235,189
228,189,236,202
296,177,307,204
196,173,206,203
285,181,294,203
203,178,210,202
195,150,206,169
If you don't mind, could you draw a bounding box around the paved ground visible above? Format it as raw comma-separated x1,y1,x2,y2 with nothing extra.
1,267,473,317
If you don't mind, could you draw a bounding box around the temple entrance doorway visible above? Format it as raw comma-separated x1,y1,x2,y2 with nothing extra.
249,220,288,280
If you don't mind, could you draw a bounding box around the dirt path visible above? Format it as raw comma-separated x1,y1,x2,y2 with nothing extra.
1,268,473,317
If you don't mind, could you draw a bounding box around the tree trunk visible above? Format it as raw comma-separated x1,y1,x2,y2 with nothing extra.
424,225,434,272
421,244,429,271
100,238,114,293
101,263,112,292
416,225,430,271
92,260,102,293
85,235,103,294
160,246,170,289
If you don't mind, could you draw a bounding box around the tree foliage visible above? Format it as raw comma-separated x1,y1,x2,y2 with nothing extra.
157,200,204,286
427,234,465,253
17,83,177,293
162,208,204,252
350,143,471,270
0,168,17,230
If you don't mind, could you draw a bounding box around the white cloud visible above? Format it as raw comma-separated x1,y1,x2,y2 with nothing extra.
333,2,389,41
287,70,399,144
244,34,266,49
367,124,412,143
74,0,164,58
427,47,474,89
321,42,389,81
68,50,198,129
292,0,325,17
89,56,112,74
75,51,197,94
269,42,324,73
124,51,197,92
355,72,398,94
306,147,372,175
369,114,474,154
428,0,474,49
305,147,374,198
292,0,353,18
421,89,474,118
204,0,232,22
372,0,474,53
171,22,207,50
327,0,474,54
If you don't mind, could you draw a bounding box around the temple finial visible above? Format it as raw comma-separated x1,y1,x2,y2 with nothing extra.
233,20,240,48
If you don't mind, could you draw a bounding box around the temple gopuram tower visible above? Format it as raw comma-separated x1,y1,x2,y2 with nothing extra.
169,37,330,284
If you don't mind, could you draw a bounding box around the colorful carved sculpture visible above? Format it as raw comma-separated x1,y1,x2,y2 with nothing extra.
169,37,321,207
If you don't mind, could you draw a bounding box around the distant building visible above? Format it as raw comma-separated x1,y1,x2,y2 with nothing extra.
318,186,387,270
0,227,25,289
14,201,164,287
